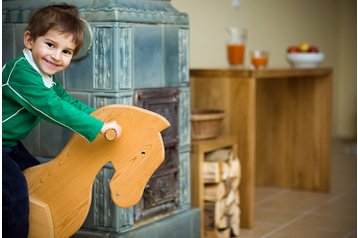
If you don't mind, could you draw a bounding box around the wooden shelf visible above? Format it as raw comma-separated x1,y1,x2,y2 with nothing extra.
191,136,242,238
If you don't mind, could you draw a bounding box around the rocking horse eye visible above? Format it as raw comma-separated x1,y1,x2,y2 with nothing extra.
141,151,146,155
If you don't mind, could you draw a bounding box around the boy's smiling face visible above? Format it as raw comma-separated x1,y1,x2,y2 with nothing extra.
24,29,76,76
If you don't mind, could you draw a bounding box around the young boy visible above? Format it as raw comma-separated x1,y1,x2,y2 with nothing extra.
2,4,121,237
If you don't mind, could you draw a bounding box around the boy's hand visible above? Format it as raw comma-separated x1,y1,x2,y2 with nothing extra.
100,121,122,141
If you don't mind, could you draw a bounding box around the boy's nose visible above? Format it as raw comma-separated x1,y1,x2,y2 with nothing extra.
51,51,61,61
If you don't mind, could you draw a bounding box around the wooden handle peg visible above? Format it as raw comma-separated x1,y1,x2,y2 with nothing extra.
105,129,117,141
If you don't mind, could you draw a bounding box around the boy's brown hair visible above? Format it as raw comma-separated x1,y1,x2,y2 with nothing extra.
26,3,84,55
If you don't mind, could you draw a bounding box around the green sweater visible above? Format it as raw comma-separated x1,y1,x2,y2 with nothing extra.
2,50,104,147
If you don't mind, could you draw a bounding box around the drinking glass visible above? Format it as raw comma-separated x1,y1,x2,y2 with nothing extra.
250,50,269,69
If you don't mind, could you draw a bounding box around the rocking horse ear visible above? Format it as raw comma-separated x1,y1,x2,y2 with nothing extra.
148,112,171,132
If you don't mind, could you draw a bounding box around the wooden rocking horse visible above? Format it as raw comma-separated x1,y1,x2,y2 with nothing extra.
24,105,170,238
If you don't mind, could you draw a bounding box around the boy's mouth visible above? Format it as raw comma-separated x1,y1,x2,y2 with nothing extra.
44,58,60,68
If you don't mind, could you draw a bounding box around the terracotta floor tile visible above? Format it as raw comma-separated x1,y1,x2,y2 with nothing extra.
265,228,346,238
293,214,357,233
255,190,330,213
314,193,357,219
254,208,302,225
255,186,286,204
238,139,357,238
239,222,280,238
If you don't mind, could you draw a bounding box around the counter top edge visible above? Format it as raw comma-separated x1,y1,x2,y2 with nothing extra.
190,67,333,78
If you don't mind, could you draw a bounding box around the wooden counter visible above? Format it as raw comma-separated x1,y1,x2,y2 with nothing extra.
190,68,332,228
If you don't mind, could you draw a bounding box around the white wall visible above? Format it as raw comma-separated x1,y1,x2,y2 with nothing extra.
172,0,357,138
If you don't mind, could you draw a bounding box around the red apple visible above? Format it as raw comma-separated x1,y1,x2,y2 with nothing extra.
308,46,319,53
287,46,299,53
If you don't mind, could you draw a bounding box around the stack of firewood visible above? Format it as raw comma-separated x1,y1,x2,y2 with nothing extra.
202,148,241,238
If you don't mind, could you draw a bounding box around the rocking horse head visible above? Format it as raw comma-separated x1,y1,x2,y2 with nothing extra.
91,104,171,208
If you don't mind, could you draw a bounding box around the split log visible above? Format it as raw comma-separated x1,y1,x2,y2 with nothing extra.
205,148,232,162
204,182,226,201
204,200,226,230
203,161,221,183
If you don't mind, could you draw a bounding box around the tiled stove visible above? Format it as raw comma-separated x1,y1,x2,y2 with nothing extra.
2,1,199,237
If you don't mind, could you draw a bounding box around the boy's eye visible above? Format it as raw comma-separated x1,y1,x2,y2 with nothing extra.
46,42,54,48
63,50,73,55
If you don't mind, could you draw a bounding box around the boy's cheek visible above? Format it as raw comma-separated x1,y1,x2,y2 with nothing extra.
63,58,73,68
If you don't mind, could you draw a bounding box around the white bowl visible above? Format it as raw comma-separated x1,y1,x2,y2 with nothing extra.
287,52,324,68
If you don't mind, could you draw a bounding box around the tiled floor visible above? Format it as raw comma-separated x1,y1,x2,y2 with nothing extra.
239,139,357,238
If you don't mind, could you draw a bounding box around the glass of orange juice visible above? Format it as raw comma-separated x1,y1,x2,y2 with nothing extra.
226,27,247,66
250,50,269,69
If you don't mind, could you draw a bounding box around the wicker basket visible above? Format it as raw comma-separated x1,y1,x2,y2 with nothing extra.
191,109,225,140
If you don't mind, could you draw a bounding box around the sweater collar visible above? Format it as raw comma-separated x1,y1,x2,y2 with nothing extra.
23,48,55,88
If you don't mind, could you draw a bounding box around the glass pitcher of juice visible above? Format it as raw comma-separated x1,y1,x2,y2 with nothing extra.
226,27,247,66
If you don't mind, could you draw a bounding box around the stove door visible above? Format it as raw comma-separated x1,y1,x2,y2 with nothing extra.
133,87,179,221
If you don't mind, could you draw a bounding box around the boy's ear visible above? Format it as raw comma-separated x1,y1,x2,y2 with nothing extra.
24,31,34,49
